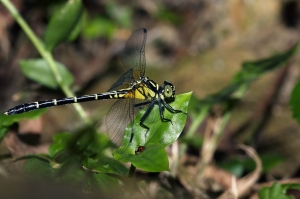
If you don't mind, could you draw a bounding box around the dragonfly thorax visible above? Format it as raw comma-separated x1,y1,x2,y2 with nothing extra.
139,76,176,101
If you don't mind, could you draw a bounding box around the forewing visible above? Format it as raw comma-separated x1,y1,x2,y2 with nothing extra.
106,99,134,146
121,28,147,79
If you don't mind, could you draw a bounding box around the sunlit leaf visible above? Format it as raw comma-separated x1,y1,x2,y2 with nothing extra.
113,92,191,172
115,144,169,172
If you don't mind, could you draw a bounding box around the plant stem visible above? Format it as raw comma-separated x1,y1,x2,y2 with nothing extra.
1,0,90,123
186,106,210,138
179,106,209,158
128,164,136,178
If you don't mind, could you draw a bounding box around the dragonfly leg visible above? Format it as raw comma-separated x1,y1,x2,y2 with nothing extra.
139,100,155,141
158,100,172,124
162,100,185,114
134,101,151,110
129,131,134,143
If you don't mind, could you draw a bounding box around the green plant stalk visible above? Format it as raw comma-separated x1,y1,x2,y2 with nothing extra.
211,84,248,150
186,106,210,138
128,164,136,178
172,105,209,176
209,109,231,155
1,0,89,123
178,106,209,158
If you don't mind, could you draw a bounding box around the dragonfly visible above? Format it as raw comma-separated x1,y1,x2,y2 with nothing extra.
4,28,183,147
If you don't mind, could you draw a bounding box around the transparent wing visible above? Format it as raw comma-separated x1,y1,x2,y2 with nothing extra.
106,99,134,146
105,98,150,146
108,68,134,91
121,28,147,79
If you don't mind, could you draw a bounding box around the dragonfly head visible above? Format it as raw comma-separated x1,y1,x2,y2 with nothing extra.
163,81,176,101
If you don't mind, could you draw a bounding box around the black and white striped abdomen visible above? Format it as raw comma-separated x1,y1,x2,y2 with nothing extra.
4,90,129,115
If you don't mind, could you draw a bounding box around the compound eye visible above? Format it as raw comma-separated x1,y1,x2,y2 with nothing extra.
164,85,173,98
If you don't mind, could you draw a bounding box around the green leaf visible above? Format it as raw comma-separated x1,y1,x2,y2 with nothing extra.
281,184,300,191
82,16,115,39
0,127,7,142
217,159,245,177
89,172,119,191
84,133,110,157
259,182,300,199
115,143,169,172
234,42,298,83
105,3,132,28
218,153,284,177
43,0,83,51
19,59,74,89
0,109,46,142
23,157,53,179
49,125,110,167
198,80,249,106
290,79,300,125
250,153,284,172
84,156,128,176
113,92,191,172
260,154,285,172
67,14,83,41
155,8,182,25
72,126,109,155
99,157,128,176
55,156,119,191
48,132,73,157
195,42,298,108
57,159,86,182
1,109,46,127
